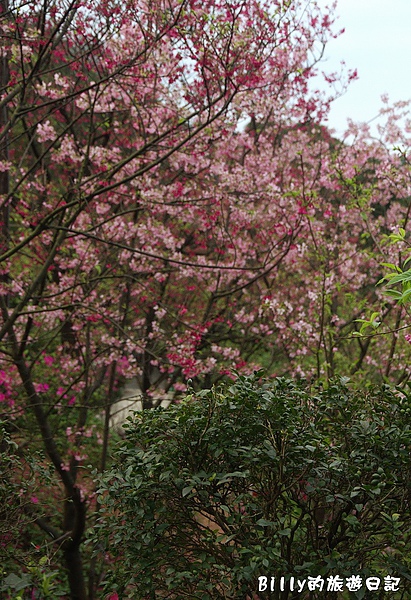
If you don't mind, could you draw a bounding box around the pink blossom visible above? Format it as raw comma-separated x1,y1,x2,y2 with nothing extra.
73,452,88,462
34,383,50,393
0,160,12,172
36,120,56,143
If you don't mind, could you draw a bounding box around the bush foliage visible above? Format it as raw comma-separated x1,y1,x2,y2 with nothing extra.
96,374,411,599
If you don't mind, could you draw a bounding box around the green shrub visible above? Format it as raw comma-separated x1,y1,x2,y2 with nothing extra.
95,374,411,599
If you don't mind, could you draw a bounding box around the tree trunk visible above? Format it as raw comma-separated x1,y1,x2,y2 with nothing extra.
64,546,88,600
0,0,10,282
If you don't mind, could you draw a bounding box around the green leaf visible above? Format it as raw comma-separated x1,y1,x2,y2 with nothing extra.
386,270,411,285
256,519,273,527
1,574,32,592
383,289,403,299
400,287,411,302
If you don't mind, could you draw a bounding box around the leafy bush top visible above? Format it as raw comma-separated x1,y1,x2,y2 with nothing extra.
96,374,411,599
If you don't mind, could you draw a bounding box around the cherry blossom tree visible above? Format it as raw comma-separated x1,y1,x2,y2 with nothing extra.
273,105,411,384
0,0,359,597
2,0,411,595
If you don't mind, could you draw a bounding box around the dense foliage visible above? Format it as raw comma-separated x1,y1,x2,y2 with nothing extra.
97,374,411,599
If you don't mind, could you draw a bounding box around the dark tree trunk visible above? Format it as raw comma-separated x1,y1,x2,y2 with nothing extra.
0,0,10,297
64,546,88,600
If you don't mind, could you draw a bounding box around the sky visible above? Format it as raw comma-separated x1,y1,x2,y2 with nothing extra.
315,0,411,137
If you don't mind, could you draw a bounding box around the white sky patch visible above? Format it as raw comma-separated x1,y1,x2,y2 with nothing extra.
314,0,411,136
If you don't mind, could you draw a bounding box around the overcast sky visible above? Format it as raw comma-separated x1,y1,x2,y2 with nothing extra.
315,0,411,136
